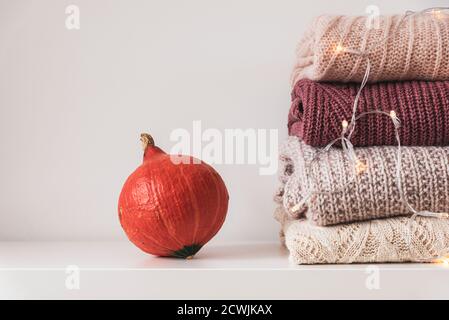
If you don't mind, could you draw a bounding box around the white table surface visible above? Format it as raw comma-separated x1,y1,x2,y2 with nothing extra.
1,241,448,299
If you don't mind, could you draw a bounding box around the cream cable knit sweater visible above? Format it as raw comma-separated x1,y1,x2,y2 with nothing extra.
276,137,449,226
291,13,449,85
275,207,449,264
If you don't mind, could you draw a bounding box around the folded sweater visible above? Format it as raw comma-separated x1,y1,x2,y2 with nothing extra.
291,14,449,85
275,207,449,264
288,79,449,147
277,137,449,226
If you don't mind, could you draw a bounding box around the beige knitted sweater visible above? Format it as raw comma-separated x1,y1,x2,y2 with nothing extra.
277,137,449,226
275,207,449,264
291,14,449,85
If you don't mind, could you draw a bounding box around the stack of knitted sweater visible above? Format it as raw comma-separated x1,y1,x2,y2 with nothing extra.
275,13,449,264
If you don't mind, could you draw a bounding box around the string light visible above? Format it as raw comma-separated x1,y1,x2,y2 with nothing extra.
288,7,449,263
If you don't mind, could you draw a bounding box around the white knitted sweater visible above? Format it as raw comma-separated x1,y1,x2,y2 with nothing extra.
275,207,449,264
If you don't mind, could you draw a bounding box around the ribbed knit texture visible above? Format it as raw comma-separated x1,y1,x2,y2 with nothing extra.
276,136,449,226
291,14,449,86
275,206,449,264
288,79,449,147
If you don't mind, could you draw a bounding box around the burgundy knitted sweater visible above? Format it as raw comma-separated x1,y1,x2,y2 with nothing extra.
288,79,449,147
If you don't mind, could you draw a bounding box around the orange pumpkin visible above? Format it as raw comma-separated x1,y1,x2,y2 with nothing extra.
118,133,229,258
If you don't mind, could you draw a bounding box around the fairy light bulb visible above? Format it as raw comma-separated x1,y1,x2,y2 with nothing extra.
342,119,348,129
335,44,345,54
389,110,396,118
431,9,444,20
434,256,449,267
355,159,368,175
389,110,401,128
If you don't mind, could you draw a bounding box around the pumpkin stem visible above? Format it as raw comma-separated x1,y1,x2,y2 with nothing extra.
140,133,155,151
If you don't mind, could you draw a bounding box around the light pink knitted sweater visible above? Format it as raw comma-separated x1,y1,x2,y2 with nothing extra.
291,14,449,85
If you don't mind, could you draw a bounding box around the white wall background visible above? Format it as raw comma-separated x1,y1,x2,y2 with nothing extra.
0,0,445,242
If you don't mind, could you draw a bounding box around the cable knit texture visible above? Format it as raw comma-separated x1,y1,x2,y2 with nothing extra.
288,79,449,147
276,137,449,226
291,14,449,86
274,207,449,264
